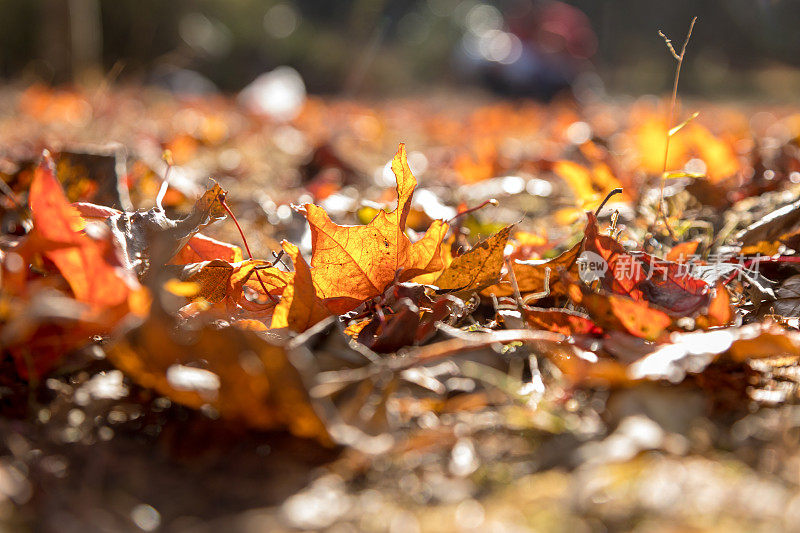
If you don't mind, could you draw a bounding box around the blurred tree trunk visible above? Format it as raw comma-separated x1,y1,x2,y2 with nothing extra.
39,0,70,83
37,0,102,84
69,0,102,82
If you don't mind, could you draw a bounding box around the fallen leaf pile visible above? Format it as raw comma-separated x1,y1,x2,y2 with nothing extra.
3,85,800,529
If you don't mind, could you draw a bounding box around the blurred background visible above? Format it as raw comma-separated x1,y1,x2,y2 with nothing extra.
1,0,800,100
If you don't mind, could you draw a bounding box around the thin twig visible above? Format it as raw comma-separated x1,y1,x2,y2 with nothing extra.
505,257,526,310
657,30,680,61
522,267,551,306
0,178,22,209
271,250,287,268
156,150,173,211
446,198,499,225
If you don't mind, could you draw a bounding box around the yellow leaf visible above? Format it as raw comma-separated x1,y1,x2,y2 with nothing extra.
553,160,596,205
668,111,699,137
298,144,448,313
663,171,706,180
181,259,286,305
435,225,512,293
553,160,626,209
271,241,331,332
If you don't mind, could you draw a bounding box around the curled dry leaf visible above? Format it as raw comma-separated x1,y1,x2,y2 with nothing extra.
74,203,242,265
296,144,448,313
357,301,421,353
754,274,800,318
582,211,642,298
345,283,463,352
736,195,800,247
98,180,229,277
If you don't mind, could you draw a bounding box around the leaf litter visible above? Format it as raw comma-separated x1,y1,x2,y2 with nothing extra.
3,83,800,531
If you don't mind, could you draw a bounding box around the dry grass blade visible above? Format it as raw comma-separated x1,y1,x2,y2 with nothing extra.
657,16,698,234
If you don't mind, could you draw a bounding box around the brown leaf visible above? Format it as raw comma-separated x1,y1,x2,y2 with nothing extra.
357,302,421,353
481,241,581,300
107,310,331,443
755,274,800,318
434,225,511,293
177,259,287,306
736,196,800,247
97,180,230,277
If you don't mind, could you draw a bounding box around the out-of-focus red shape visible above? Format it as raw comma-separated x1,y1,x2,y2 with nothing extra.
666,240,700,263
4,153,147,380
705,282,734,327
30,155,131,308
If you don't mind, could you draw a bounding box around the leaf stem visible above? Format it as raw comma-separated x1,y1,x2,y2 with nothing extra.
447,198,498,224
219,196,277,303
0,178,22,209
595,187,623,217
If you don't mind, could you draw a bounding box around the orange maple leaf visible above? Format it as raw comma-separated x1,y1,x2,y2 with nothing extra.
2,154,146,378
297,144,448,313
270,241,331,331
27,155,136,309
171,233,244,264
